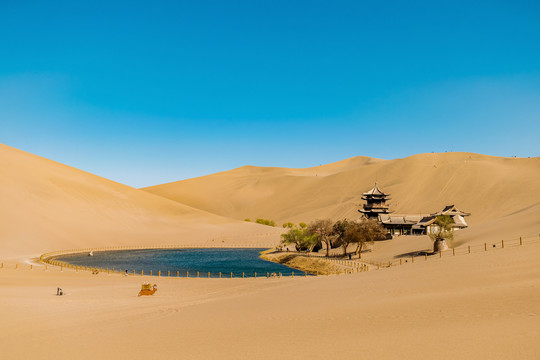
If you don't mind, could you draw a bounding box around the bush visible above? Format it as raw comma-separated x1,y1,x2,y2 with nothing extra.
255,218,276,227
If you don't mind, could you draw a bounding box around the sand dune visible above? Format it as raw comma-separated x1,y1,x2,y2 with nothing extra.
1,144,539,359
0,144,281,259
144,152,540,227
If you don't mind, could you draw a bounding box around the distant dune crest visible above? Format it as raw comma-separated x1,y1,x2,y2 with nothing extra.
1,143,538,258
144,152,540,227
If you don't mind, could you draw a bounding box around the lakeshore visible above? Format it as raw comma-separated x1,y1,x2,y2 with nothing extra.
54,248,296,277
260,249,357,275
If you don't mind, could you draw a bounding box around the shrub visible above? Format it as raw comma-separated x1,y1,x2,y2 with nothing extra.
255,218,276,227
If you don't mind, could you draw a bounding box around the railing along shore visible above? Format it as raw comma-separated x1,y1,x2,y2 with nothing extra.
297,232,540,272
1,233,539,278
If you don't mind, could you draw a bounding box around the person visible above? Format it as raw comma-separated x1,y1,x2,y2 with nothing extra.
124,269,128,276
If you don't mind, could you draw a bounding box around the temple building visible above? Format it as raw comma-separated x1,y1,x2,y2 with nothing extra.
359,184,470,236
358,183,391,219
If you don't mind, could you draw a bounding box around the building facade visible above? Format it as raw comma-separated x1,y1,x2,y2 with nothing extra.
359,184,470,236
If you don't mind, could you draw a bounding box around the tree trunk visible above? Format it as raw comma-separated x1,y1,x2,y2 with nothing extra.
355,242,364,256
325,240,330,257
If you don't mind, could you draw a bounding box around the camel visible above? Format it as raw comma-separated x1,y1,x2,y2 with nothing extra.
138,283,158,296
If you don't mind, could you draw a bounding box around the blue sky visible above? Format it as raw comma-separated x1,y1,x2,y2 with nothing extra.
1,0,539,187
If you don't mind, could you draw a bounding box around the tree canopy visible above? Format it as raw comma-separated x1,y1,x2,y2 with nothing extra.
281,223,318,251
429,215,454,243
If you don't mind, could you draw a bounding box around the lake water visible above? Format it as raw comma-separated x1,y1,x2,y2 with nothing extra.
55,248,300,277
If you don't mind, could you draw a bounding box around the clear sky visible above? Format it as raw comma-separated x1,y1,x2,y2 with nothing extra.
1,0,539,187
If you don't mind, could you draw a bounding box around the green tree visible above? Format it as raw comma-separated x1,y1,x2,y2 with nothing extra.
429,215,454,252
281,224,319,251
308,219,334,257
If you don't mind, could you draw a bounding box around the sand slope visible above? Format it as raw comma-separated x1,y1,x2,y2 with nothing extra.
2,240,540,359
0,144,281,259
143,153,540,227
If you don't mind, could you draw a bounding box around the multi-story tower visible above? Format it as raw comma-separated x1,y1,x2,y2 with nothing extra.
358,183,391,219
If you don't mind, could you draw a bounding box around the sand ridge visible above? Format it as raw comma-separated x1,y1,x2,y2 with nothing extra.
143,152,540,226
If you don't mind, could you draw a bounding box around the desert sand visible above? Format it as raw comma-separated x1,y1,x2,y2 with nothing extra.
1,143,539,359
0,144,281,259
144,153,540,226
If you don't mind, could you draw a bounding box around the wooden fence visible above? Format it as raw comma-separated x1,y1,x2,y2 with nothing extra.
2,233,538,278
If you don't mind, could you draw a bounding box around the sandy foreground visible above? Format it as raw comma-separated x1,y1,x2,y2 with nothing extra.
2,241,540,360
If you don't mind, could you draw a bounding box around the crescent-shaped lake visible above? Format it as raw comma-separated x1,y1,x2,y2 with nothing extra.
55,248,300,277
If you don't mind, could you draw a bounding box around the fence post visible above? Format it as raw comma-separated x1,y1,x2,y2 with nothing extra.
219,272,221,278
150,270,152,276
502,240,504,249
242,272,245,278
141,270,143,276
411,256,414,263
468,246,471,254
453,248,455,256
177,271,179,277
292,271,294,278
520,237,523,246
187,271,189,278
400,259,402,265
230,272,233,278
208,272,210,278
254,272,257,278
168,270,170,277
158,270,161,277
484,243,487,251
425,253,427,261
197,271,199,278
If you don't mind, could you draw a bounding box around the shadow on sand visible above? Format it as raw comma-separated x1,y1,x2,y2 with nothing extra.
394,249,436,259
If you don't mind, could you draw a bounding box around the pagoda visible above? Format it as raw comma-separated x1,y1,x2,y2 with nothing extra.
359,183,391,219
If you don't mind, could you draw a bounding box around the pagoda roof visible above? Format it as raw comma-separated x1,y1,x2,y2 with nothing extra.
362,183,389,197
